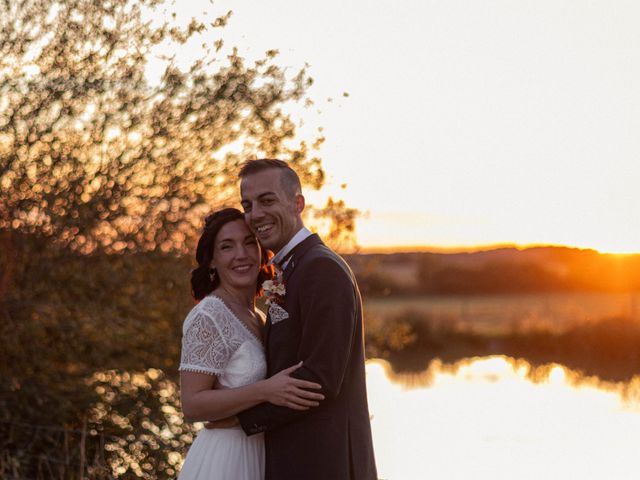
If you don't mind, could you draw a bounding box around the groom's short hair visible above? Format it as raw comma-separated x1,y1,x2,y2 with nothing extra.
239,159,302,199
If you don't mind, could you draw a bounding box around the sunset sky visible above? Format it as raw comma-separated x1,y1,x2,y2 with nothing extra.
173,0,640,253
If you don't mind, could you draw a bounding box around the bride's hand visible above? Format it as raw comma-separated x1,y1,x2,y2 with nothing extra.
261,361,324,410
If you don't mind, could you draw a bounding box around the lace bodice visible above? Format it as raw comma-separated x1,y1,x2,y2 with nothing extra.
179,296,266,388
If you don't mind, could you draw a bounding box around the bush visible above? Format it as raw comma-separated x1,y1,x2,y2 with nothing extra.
1,235,195,478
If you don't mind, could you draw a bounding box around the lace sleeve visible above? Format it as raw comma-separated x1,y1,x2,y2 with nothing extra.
179,309,231,376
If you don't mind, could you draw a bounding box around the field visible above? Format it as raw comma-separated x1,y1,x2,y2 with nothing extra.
364,292,640,335
362,292,640,381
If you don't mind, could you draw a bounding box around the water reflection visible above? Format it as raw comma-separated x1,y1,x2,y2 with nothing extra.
367,356,640,480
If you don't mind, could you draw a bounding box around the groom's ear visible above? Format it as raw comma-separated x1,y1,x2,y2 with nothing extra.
294,194,305,214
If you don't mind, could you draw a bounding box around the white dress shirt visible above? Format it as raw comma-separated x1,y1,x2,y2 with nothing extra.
269,227,312,270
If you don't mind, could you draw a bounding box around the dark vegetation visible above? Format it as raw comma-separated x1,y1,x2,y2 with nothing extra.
356,247,640,383
365,309,640,383
1,236,194,478
351,248,640,296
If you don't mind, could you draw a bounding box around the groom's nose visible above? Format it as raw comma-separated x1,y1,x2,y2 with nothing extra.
249,202,266,221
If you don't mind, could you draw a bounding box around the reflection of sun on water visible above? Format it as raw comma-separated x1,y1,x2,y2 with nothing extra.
366,357,640,480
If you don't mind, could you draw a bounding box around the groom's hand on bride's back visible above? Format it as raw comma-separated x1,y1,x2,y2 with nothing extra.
204,362,323,430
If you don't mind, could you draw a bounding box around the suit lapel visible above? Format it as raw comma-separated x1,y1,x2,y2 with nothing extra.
265,234,323,367
282,259,295,284
282,234,323,284
264,307,273,353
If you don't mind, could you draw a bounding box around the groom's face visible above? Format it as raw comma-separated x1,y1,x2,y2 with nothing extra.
240,168,302,253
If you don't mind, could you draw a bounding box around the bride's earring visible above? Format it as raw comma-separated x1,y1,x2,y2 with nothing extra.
209,267,216,282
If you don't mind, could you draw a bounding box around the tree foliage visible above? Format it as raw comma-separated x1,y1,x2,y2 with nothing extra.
0,1,356,477
0,0,328,257
1,240,198,478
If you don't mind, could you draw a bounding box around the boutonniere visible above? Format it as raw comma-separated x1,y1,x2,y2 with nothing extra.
262,267,286,306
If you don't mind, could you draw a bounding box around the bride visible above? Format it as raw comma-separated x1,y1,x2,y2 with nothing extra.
178,208,323,479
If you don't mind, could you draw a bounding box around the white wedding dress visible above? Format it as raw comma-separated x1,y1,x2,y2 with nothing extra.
178,295,266,480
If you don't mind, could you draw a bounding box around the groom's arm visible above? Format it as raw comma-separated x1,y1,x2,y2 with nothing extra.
237,255,357,435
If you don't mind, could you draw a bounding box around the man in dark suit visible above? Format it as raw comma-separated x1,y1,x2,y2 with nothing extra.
237,159,377,479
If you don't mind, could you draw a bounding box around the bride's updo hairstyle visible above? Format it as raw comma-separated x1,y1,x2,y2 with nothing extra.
190,208,273,300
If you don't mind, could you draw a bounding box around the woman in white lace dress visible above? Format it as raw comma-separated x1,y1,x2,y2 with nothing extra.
178,208,323,480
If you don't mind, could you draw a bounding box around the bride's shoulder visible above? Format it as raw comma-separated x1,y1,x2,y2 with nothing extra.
183,295,229,328
196,294,224,309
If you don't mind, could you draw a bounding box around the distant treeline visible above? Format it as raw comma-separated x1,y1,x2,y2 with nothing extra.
347,247,640,296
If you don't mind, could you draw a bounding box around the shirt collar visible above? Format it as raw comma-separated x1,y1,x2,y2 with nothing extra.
269,227,312,268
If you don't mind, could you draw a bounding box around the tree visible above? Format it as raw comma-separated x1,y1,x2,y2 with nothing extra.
0,1,355,477
0,0,343,257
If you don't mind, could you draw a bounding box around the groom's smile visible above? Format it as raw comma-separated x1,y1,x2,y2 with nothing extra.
256,224,274,235
254,222,276,244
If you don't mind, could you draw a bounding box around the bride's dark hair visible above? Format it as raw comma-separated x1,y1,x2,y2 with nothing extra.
190,208,273,300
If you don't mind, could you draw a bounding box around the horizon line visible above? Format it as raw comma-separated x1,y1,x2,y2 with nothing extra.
353,242,640,255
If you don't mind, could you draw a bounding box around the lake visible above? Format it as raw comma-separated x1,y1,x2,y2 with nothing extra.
367,356,640,480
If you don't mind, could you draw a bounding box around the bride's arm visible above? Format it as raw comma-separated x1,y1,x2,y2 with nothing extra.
180,362,324,422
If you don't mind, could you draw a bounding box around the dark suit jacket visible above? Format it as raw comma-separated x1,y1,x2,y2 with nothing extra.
238,234,377,480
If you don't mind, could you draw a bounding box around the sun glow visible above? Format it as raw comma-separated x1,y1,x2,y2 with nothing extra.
352,211,640,255
165,0,640,255
592,244,640,255
359,241,640,256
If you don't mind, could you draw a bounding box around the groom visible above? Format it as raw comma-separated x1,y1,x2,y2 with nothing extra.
236,159,377,479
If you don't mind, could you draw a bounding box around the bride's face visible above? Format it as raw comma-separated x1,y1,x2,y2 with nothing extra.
211,219,262,291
